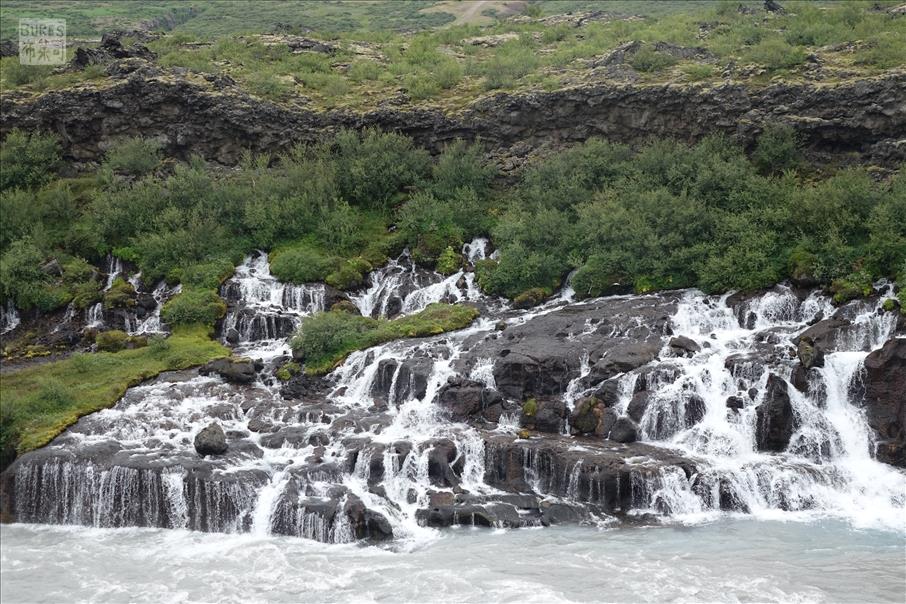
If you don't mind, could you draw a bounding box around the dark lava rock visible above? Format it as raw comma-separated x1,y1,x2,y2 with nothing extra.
586,341,661,383
627,391,651,422
437,379,506,422
755,374,797,452
199,357,257,384
669,335,701,357
726,396,745,411
521,399,567,433
609,417,639,443
862,338,906,466
593,379,621,407
194,423,228,456
797,337,824,369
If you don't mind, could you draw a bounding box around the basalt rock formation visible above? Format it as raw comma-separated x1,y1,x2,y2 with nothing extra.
1,70,903,170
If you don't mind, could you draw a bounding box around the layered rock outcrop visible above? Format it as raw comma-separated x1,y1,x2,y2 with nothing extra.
2,70,903,169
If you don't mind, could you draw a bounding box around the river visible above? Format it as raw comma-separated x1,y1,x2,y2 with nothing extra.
2,518,903,603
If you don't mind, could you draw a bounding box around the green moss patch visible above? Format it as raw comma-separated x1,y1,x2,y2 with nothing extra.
0,325,227,463
291,303,479,375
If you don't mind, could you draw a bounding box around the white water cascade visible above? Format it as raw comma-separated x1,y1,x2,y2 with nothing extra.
5,244,904,545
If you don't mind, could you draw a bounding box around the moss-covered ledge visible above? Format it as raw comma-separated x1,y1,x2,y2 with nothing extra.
291,303,480,375
0,324,228,468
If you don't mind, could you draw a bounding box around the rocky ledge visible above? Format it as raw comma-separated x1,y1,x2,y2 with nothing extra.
1,69,903,170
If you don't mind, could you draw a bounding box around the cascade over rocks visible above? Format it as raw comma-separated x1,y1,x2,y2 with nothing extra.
2,247,903,544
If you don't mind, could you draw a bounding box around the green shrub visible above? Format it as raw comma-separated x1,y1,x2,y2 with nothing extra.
148,334,172,356
0,129,60,192
512,287,550,309
628,45,678,72
103,137,162,176
436,246,462,275
96,330,129,352
752,125,801,174
830,271,874,304
270,245,339,284
743,37,806,70
160,287,226,327
325,260,368,290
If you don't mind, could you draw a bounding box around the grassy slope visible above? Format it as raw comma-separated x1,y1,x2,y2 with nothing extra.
294,303,480,375
4,2,904,109
0,325,227,456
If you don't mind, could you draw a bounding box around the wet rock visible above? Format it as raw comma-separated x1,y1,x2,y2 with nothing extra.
797,337,824,369
755,374,797,452
593,379,621,407
194,423,228,456
610,417,639,443
794,318,851,352
586,341,661,383
570,397,602,435
437,379,506,422
199,357,256,384
669,335,700,357
627,391,651,422
521,399,567,433
862,338,906,466
726,395,745,411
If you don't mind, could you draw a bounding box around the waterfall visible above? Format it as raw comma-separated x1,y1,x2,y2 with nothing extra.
1,299,21,334
221,252,326,347
6,251,904,544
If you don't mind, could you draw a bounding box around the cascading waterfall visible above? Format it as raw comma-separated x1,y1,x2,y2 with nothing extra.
1,299,21,334
4,239,904,545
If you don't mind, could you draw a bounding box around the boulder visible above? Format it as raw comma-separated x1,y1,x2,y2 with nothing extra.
569,397,602,435
521,399,567,433
586,341,661,383
755,374,797,452
436,380,506,422
194,423,228,456
610,417,639,443
200,357,257,384
669,335,700,357
627,391,651,422
794,318,850,353
796,337,824,369
862,338,906,466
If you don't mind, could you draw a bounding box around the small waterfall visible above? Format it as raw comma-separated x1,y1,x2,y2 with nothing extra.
1,299,21,334
221,252,326,345
131,283,181,335
85,302,104,329
104,255,125,290
352,238,490,319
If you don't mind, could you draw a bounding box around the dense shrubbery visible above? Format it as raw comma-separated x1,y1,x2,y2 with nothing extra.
481,134,905,300
290,303,480,374
1,125,903,321
160,287,227,328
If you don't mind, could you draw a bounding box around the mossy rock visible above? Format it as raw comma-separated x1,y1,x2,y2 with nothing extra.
830,271,873,304
330,299,360,314
513,288,550,309
275,361,301,381
103,277,136,310
881,298,899,313
522,398,538,417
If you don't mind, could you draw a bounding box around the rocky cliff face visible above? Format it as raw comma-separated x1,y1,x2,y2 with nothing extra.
2,69,903,169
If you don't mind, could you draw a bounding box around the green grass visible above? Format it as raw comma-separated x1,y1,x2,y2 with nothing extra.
0,324,227,458
291,303,479,375
3,1,903,109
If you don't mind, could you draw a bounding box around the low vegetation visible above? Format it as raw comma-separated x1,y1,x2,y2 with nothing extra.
290,303,480,375
0,325,227,465
3,2,904,110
